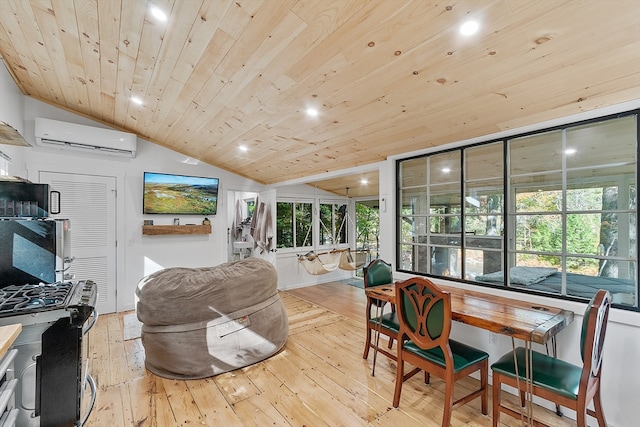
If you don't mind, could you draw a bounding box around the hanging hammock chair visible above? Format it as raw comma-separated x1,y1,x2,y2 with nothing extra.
297,187,370,275
297,250,342,275
338,247,369,271
298,248,370,275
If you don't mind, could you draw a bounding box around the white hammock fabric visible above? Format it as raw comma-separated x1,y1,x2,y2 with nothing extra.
298,249,369,275
338,248,369,271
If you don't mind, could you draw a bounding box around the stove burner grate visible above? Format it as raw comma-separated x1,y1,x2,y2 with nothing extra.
0,282,74,315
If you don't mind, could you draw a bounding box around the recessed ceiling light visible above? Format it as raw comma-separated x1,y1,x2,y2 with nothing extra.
131,97,143,105
151,6,167,22
565,148,577,155
360,179,368,185
460,20,479,36
306,108,319,117
442,167,451,173
238,145,248,152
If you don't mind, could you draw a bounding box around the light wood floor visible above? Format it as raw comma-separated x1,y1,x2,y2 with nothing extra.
85,281,576,426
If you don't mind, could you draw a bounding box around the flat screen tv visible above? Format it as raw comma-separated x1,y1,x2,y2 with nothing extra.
143,172,219,215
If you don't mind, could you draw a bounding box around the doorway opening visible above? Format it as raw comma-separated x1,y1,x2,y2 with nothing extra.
355,199,380,276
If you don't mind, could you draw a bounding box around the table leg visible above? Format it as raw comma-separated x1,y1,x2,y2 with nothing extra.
511,338,534,427
371,299,385,377
548,337,563,416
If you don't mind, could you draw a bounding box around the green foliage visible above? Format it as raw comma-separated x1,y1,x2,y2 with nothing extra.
356,203,379,256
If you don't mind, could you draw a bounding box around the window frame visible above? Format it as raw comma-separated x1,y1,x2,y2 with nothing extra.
396,109,639,311
276,196,351,253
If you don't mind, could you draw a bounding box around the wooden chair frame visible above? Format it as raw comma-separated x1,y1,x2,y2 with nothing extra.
491,289,612,427
393,277,488,426
362,259,397,361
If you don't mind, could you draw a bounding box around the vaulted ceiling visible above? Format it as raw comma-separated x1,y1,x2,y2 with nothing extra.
0,0,638,198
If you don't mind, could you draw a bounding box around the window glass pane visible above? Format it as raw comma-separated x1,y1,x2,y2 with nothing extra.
401,187,427,214
400,213,424,244
465,215,504,237
466,142,503,181
566,115,637,169
565,213,601,255
400,158,427,187
515,253,561,270
295,202,313,248
430,246,462,278
336,203,347,244
414,244,431,275
465,248,503,280
276,202,293,248
466,181,503,214
430,215,461,234
513,173,562,212
399,243,414,270
597,212,636,258
509,131,562,175
430,184,461,208
514,214,562,252
319,203,332,245
564,259,636,305
430,151,460,185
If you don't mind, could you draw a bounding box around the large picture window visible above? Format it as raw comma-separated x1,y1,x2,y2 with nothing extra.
397,111,638,310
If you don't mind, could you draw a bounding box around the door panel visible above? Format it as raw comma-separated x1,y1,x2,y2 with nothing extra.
39,171,117,314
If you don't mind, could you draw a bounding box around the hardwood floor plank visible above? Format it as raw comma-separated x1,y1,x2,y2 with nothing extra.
214,368,262,405
187,377,244,426
243,362,332,427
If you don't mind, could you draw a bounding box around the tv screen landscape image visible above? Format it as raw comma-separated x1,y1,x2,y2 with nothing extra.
143,172,219,215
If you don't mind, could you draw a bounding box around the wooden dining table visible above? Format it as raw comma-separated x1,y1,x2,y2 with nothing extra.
365,282,574,344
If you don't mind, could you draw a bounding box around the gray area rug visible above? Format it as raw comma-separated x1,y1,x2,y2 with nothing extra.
338,278,364,288
123,313,142,341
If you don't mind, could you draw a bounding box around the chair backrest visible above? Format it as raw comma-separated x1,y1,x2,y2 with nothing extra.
363,259,392,288
395,277,451,350
580,289,612,378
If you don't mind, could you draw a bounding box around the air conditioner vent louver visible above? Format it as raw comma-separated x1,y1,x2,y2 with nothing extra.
35,118,137,158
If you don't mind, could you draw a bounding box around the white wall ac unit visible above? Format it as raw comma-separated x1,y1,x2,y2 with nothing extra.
35,117,137,158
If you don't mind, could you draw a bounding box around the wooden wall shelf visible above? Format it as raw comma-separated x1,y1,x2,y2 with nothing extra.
142,224,211,235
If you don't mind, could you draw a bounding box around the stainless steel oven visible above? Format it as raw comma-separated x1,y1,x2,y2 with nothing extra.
0,280,98,427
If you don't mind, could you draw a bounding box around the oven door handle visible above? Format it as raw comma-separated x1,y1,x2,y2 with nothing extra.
76,374,96,427
84,307,99,335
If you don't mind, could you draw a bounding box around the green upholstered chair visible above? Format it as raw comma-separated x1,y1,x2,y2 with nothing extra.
392,277,489,426
491,289,612,427
362,259,399,361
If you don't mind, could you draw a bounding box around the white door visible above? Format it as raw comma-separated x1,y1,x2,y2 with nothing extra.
39,171,117,314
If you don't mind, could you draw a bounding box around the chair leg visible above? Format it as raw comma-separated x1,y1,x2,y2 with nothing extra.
592,387,607,427
363,324,372,359
363,304,372,359
387,337,394,349
392,357,404,407
492,373,501,427
480,360,488,415
441,374,454,427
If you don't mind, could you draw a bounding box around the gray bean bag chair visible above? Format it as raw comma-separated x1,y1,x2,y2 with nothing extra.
135,257,288,379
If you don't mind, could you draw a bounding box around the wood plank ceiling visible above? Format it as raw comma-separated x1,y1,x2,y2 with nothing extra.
0,0,639,198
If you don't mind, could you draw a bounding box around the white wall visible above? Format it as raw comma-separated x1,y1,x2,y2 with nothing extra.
0,62,26,169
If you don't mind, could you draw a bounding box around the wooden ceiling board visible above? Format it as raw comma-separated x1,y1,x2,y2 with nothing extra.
0,0,638,199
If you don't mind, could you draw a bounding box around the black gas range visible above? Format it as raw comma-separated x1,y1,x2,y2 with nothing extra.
0,280,98,427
